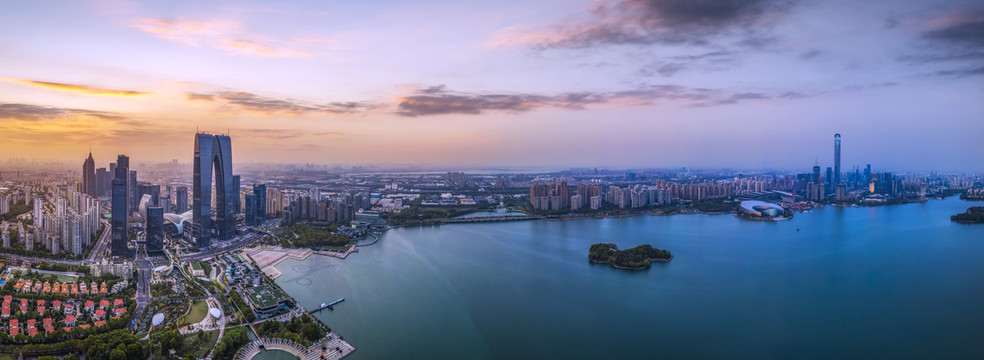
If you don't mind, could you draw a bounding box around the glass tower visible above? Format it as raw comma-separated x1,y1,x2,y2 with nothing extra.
192,133,235,248
834,133,841,185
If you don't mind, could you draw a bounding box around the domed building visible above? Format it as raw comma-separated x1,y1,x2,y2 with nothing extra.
739,201,789,220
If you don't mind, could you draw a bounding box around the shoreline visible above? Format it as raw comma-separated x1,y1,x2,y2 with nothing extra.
590,254,673,270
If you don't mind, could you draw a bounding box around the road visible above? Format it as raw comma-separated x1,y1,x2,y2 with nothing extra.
87,219,112,262
179,232,262,262
128,243,153,332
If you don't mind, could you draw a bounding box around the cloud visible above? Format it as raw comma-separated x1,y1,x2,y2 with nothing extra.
0,103,129,121
9,79,152,96
491,0,796,49
394,84,799,116
132,17,318,57
186,91,372,115
903,9,984,77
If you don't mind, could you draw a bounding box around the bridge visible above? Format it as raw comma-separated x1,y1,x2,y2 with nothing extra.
446,215,542,223
234,335,355,360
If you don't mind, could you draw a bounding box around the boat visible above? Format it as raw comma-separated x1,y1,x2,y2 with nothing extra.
319,297,345,311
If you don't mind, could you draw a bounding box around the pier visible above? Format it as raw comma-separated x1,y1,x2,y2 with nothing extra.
310,298,345,314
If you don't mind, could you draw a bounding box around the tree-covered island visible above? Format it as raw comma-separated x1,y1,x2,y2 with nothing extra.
588,243,672,269
951,207,984,224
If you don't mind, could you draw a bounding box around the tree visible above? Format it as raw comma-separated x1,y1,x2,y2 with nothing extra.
302,322,322,341
109,349,127,360
160,330,181,353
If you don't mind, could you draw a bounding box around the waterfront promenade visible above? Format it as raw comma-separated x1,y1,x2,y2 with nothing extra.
233,334,355,360
245,245,358,279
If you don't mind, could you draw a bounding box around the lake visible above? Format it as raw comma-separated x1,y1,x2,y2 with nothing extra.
274,196,984,359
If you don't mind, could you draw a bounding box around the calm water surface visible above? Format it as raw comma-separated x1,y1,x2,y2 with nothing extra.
275,197,984,359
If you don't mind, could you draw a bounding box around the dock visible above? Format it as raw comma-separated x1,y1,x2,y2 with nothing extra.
310,297,345,313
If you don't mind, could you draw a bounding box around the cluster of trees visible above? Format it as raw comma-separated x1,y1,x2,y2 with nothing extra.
383,206,477,226
290,222,350,247
0,203,31,221
229,291,255,322
952,207,984,224
211,327,250,360
82,330,145,360
255,315,326,346
690,198,737,213
588,243,671,269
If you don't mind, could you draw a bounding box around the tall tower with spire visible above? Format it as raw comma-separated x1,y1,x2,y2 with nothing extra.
82,149,97,197
834,133,841,185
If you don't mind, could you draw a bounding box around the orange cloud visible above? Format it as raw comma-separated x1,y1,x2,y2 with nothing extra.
9,79,152,96
132,17,320,57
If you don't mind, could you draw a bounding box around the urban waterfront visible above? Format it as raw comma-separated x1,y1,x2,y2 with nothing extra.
275,196,984,359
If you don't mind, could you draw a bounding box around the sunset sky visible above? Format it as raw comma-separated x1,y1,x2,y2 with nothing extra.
1,0,982,171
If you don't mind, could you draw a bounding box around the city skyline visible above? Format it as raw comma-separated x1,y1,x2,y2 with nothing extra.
1,0,983,171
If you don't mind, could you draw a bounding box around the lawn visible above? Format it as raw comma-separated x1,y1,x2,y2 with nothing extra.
184,300,210,324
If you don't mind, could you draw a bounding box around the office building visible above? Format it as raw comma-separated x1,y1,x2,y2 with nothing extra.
176,186,188,213
146,206,164,255
192,133,235,247
82,151,96,197
111,178,128,257
233,175,241,213
245,194,256,225
253,183,266,223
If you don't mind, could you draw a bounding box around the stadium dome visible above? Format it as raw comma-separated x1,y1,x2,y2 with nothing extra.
163,210,193,233
739,201,786,218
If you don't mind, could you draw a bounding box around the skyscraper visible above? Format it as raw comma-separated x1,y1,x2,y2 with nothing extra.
111,178,128,257
253,183,266,224
176,186,188,213
146,206,164,255
192,133,235,247
232,175,241,213
245,193,256,225
129,170,138,210
834,133,841,184
82,151,96,197
96,168,109,197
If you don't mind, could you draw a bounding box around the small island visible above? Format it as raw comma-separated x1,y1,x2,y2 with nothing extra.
588,243,672,270
951,207,984,224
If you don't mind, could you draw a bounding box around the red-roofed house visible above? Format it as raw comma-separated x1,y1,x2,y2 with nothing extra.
78,324,90,329
19,298,27,306
64,315,76,326
2,295,10,302
114,307,127,316
94,309,106,319
26,319,35,328
52,300,62,310
9,327,17,336
84,300,95,312
43,318,53,327
113,299,124,307
44,326,54,334
37,306,45,314
93,320,106,327
9,319,18,329
36,300,45,306
1,308,9,318
27,328,37,337
63,326,73,332
64,303,74,315
99,299,110,309
19,305,26,313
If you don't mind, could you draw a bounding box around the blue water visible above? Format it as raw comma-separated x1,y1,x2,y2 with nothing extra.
275,197,984,359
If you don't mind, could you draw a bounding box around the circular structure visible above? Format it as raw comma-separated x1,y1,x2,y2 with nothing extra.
152,313,165,326
209,308,222,319
739,201,787,219
296,278,313,286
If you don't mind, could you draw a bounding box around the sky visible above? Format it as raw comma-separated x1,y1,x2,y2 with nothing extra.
1,0,982,171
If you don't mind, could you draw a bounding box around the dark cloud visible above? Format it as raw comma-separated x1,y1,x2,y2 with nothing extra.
523,0,796,49
395,84,800,117
800,49,822,60
905,9,984,77
639,50,739,77
923,11,984,48
0,103,127,121
185,91,372,115
933,65,984,77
